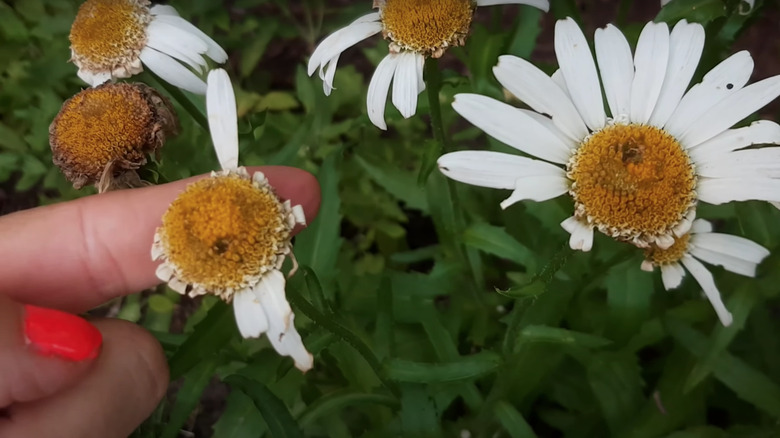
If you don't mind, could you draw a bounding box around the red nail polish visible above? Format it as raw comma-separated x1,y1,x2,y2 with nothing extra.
23,305,102,361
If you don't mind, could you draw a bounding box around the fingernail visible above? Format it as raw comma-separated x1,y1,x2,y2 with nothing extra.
23,305,102,361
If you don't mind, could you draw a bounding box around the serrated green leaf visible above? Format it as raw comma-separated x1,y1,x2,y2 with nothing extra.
400,383,440,437
298,390,398,428
356,154,429,212
168,302,233,379
385,351,501,383
605,259,654,342
656,0,726,24
462,222,537,270
495,401,538,438
212,391,268,438
225,375,304,438
161,359,218,438
518,325,612,349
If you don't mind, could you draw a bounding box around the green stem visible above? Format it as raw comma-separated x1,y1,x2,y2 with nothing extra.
287,287,401,397
424,57,449,152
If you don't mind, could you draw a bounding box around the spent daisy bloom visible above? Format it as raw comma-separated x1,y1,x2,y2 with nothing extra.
641,219,769,326
152,69,313,371
69,0,227,94
49,82,178,192
307,0,550,130
438,18,780,252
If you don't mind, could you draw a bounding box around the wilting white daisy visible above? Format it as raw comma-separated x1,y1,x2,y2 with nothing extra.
69,0,227,94
439,18,780,252
307,0,550,130
152,70,313,371
661,0,755,14
641,219,769,326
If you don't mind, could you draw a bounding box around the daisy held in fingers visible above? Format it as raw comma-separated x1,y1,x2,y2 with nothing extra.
439,18,780,252
641,219,769,326
307,0,550,130
69,0,227,94
152,70,313,372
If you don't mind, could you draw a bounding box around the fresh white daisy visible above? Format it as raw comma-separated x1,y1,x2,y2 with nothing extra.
69,0,227,94
152,70,313,372
439,18,780,252
641,219,769,326
307,0,550,130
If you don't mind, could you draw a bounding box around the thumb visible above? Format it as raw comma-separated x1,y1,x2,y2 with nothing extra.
0,296,102,407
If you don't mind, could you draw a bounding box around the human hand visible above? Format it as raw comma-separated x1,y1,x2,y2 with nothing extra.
0,166,320,438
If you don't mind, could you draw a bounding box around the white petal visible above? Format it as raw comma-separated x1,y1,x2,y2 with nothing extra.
698,177,780,204
146,20,209,72
660,0,672,5
155,263,173,282
595,24,634,119
660,262,685,290
452,93,573,164
307,17,382,76
292,205,306,226
630,21,670,124
689,121,780,160
392,52,422,119
438,150,564,189
679,75,780,148
691,232,769,272
321,54,340,95
77,69,112,87
207,69,239,170
151,14,227,63
140,47,206,94
518,109,577,148
494,55,588,141
648,20,705,127
696,148,780,178
500,174,569,209
681,255,734,326
150,4,179,16
690,218,713,234
475,0,550,11
555,18,606,131
234,289,269,338
665,51,754,137
560,216,594,252
255,271,313,372
367,54,400,130
641,260,655,272
550,69,570,99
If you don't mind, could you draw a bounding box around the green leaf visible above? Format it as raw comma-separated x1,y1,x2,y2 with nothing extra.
0,123,28,152
495,401,538,438
400,383,440,438
656,0,726,24
298,390,398,428
605,259,654,342
385,351,502,383
356,154,429,212
461,222,537,271
239,19,278,78
161,359,218,438
224,375,304,438
168,302,234,379
212,391,268,438
586,352,645,434
518,325,612,349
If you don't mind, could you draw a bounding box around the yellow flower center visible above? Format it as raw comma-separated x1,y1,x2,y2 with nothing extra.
49,83,172,189
159,173,290,294
567,124,696,245
69,0,151,72
644,233,691,265
380,0,475,57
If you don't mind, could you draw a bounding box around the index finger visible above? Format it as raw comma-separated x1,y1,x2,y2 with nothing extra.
0,166,320,313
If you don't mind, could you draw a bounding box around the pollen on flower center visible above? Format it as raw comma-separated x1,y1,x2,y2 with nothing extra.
380,0,475,57
158,173,290,295
644,233,691,266
69,0,151,73
567,123,697,245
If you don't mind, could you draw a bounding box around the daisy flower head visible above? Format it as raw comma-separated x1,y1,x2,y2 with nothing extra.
439,18,780,252
641,219,770,326
152,69,313,372
49,82,178,192
69,0,227,94
307,0,550,130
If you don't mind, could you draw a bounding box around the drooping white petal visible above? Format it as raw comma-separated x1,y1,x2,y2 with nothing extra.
234,289,269,338
452,94,573,164
664,51,754,137
688,121,780,160
681,255,733,326
500,174,569,209
629,21,670,124
207,69,239,170
139,47,207,94
254,270,313,372
307,16,382,76
438,150,564,189
494,55,588,141
560,216,594,252
679,75,780,148
595,24,634,119
698,177,780,204
366,54,400,130
691,232,769,270
475,0,550,11
648,20,705,127
146,20,209,72
321,54,340,95
77,69,112,87
152,14,228,63
695,148,780,178
392,52,422,119
555,18,606,131
660,262,685,290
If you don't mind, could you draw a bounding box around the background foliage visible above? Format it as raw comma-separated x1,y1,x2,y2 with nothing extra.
2,0,780,436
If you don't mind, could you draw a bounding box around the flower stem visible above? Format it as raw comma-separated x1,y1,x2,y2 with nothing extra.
425,57,448,151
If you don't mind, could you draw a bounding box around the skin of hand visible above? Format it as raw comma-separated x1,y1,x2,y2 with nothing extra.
0,166,321,438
